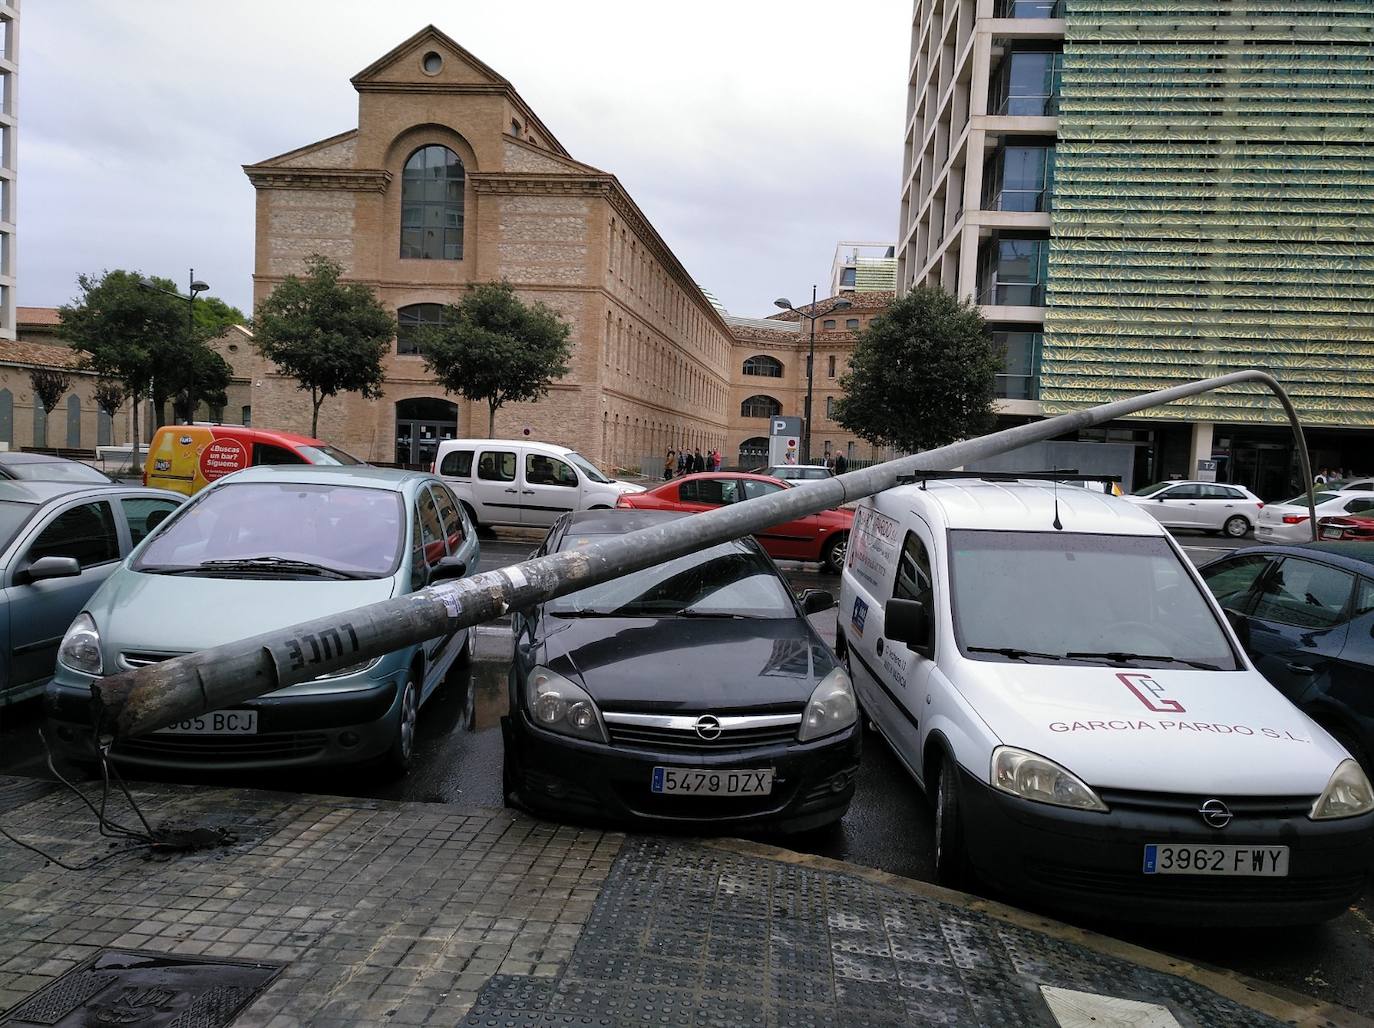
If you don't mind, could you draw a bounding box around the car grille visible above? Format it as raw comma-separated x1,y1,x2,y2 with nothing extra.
119,650,187,670
603,711,803,751
1027,861,1366,905
113,732,330,762
1096,789,1316,819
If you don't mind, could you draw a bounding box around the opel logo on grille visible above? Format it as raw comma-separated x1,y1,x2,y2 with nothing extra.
1198,798,1233,829
694,714,722,740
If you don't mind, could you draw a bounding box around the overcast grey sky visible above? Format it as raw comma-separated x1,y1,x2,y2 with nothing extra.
21,0,908,320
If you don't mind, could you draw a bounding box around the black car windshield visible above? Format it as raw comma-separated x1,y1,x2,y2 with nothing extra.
0,500,36,550
134,482,404,578
296,444,365,466
949,530,1239,670
4,460,111,483
547,539,795,618
564,451,610,484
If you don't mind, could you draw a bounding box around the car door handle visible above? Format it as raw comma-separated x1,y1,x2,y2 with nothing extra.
504,488,519,493
1286,662,1316,675
522,490,536,495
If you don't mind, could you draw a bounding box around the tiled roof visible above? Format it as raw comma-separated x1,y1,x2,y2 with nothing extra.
767,291,895,321
0,340,88,370
16,306,61,326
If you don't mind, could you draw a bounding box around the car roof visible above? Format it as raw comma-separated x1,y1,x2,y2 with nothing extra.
0,452,87,465
1153,480,1251,489
563,508,688,536
213,465,433,489
664,472,788,486
170,425,327,447
1221,541,1374,572
441,438,574,454
0,480,170,505
770,465,828,471
898,478,1165,535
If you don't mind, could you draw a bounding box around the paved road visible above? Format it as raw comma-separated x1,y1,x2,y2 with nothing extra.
3,529,1373,1015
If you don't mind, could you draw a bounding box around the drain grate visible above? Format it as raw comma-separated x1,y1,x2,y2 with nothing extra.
0,949,280,1027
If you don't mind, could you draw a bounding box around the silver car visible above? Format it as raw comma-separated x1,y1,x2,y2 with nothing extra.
0,480,183,705
1125,480,1263,537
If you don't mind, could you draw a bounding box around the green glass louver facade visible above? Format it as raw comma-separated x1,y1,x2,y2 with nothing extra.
1041,0,1374,426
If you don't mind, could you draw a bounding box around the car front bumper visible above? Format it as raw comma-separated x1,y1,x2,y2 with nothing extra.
45,667,405,772
956,765,1373,926
504,711,860,834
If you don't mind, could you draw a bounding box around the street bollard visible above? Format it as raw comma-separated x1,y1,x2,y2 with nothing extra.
90,369,1318,740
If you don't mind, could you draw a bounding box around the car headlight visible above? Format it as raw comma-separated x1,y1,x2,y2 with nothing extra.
991,746,1107,812
1310,759,1374,820
58,613,103,676
799,667,857,742
525,666,607,743
311,657,383,681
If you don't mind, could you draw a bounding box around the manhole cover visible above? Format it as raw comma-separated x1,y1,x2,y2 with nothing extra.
0,949,280,1027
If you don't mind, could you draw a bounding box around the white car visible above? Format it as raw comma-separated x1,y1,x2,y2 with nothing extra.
1256,490,1374,543
433,439,644,529
764,464,832,482
1124,480,1263,537
836,477,1374,925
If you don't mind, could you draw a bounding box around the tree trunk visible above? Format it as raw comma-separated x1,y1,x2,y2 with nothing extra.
152,394,167,430
488,401,497,439
311,390,322,438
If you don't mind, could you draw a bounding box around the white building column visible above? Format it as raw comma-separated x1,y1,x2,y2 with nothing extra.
1189,421,1214,479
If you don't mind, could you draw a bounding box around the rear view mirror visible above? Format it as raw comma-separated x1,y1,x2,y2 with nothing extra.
23,556,82,583
430,556,467,583
886,597,933,654
799,590,835,615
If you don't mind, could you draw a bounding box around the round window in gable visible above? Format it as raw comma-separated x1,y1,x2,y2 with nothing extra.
421,51,443,75
227,344,239,353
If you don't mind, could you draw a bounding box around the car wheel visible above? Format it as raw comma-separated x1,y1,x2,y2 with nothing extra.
822,533,848,574
1223,515,1250,538
934,755,970,887
384,672,420,777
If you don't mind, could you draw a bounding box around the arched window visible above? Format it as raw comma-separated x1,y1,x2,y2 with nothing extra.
397,302,445,355
400,145,465,260
742,354,783,378
740,395,782,419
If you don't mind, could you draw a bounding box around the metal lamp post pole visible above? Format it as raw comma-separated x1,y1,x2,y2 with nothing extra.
803,285,816,465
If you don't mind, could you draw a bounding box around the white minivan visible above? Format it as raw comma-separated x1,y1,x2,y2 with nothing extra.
836,476,1374,926
433,439,644,529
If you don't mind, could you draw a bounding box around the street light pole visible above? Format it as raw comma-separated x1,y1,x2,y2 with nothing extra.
138,270,209,425
774,290,850,466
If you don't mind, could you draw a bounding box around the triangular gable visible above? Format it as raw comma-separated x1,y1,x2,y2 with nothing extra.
351,25,508,88
248,129,358,170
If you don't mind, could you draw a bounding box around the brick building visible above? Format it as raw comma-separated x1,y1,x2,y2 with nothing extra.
242,26,732,472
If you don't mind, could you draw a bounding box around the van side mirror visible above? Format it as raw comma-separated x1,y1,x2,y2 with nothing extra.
885,597,932,654
799,589,835,615
21,556,82,584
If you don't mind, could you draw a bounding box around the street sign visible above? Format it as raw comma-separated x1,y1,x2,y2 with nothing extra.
1196,458,1218,483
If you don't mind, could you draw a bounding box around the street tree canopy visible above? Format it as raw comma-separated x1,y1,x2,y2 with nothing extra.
832,287,1001,454
252,255,394,437
419,281,573,438
28,369,71,416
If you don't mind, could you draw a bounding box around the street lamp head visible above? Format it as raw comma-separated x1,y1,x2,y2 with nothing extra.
190,280,209,295
773,298,794,311
136,277,157,291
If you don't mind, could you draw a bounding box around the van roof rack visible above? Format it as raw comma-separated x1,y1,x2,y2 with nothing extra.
895,470,1123,489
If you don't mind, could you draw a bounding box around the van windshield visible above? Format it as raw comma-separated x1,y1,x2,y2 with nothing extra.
564,451,610,484
296,444,365,466
948,530,1239,670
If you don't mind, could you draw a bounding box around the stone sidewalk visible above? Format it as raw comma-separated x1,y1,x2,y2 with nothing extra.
0,775,1360,1027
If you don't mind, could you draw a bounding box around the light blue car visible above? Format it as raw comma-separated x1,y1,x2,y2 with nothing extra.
46,466,479,775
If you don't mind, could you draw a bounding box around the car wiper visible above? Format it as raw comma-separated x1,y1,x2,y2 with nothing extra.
189,557,363,580
1064,650,1222,671
548,609,626,618
677,609,761,619
966,646,1067,662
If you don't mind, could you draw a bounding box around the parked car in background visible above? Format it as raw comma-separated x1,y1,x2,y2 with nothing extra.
618,472,853,573
1257,491,1374,543
503,509,859,833
1124,480,1263,537
0,452,111,484
144,424,364,496
0,480,183,705
764,464,832,482
46,466,477,775
434,438,644,530
1200,542,1374,776
1319,516,1374,541
1326,479,1374,493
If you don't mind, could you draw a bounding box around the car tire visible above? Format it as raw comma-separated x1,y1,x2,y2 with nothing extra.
1223,515,1250,538
934,755,971,887
822,533,848,574
383,671,420,778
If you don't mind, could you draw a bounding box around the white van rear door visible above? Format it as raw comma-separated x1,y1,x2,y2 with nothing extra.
472,447,522,526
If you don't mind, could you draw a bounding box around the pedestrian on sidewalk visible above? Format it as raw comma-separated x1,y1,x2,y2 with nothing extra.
664,449,675,481
677,449,689,477
710,448,721,471
693,448,706,474
833,451,849,475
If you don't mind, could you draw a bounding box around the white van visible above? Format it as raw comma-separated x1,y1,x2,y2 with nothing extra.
836,476,1374,926
433,439,643,529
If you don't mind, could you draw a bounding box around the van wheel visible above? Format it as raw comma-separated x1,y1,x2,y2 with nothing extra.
822,533,848,574
1223,515,1250,538
383,672,420,778
934,756,971,887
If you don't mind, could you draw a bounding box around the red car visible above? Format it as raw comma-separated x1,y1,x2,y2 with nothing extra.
1318,515,1374,541
617,472,852,572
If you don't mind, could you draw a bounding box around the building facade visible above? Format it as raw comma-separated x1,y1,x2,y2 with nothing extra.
243,26,731,472
831,243,897,296
0,2,17,341
897,0,1374,497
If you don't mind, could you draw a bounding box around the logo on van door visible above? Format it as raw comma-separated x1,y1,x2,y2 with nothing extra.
1119,672,1186,713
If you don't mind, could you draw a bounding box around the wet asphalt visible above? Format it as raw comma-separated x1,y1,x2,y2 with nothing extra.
2,529,1372,1015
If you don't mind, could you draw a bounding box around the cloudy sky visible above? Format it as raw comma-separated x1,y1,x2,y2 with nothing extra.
21,0,909,320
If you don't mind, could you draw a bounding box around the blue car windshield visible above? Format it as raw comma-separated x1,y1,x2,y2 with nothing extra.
134,482,404,577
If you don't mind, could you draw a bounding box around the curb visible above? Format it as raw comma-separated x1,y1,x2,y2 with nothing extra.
701,837,1370,1028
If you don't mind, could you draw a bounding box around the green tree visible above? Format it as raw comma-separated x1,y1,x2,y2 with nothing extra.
832,286,1001,454
169,342,232,424
94,380,125,425
418,281,573,437
28,368,71,421
252,255,393,437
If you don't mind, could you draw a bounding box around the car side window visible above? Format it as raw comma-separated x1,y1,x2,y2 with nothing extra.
121,498,181,547
526,454,577,487
431,484,465,553
477,451,516,482
680,479,739,505
742,480,786,501
1222,487,1246,500
252,444,306,466
1355,579,1374,618
1168,484,1201,500
25,501,119,569
893,531,933,603
1345,498,1374,514
440,450,473,477
1251,558,1355,630
417,487,447,564
1201,554,1272,612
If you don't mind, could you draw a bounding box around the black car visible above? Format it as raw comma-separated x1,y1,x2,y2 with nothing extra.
503,509,860,833
1201,541,1374,771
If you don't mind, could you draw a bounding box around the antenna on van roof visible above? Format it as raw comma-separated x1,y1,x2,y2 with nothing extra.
1052,469,1063,531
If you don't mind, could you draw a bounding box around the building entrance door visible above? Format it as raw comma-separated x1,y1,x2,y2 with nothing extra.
395,398,458,468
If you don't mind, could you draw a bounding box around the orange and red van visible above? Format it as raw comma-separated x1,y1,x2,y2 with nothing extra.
144,425,364,496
